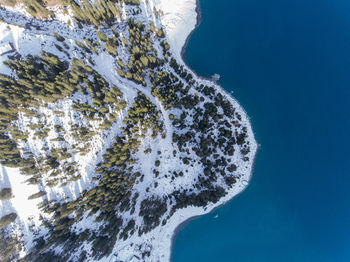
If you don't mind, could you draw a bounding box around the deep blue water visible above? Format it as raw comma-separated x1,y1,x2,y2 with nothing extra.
172,0,350,261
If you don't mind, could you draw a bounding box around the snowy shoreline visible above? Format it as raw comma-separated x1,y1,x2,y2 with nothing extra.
179,0,202,65
155,0,259,261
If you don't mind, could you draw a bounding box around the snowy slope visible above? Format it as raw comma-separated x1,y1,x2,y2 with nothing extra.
139,0,198,59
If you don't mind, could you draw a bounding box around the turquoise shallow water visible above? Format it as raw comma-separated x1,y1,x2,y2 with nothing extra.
172,0,350,261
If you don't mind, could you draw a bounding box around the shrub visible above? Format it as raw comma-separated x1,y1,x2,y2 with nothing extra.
28,191,46,200
0,213,17,229
155,160,160,167
0,188,12,200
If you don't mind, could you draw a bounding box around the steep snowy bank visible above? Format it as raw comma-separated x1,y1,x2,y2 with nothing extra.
139,0,198,59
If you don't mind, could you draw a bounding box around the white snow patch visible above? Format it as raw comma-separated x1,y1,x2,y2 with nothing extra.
0,166,42,237
141,0,198,59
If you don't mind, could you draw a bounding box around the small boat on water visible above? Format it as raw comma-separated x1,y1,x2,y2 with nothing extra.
213,212,219,219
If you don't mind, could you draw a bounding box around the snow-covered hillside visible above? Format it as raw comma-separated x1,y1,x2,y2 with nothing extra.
0,0,257,261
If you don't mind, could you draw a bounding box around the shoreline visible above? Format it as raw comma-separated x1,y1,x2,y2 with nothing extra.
179,0,203,65
169,0,260,261
169,146,259,262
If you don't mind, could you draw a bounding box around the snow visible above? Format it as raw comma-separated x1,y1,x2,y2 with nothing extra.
0,165,44,254
139,0,198,59
0,42,13,55
0,167,40,221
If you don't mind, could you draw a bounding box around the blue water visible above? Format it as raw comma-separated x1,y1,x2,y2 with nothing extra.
172,0,350,261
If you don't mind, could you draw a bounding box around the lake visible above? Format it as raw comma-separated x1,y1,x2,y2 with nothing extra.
172,0,350,261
